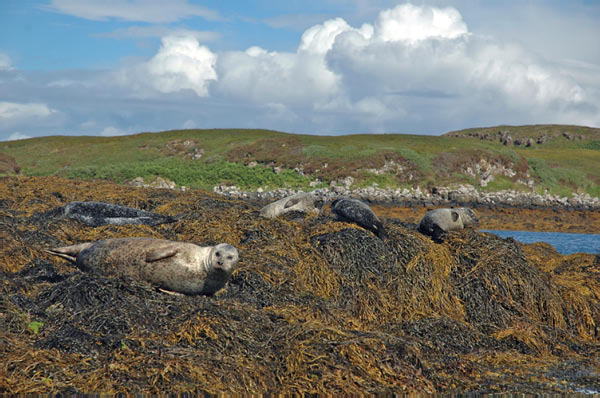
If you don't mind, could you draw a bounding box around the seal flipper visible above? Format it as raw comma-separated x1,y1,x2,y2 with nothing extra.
46,242,94,264
145,247,180,262
284,197,302,209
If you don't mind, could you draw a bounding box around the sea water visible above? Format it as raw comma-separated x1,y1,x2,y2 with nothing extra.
483,230,600,255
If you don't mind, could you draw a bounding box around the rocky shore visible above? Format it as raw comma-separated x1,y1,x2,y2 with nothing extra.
213,183,600,210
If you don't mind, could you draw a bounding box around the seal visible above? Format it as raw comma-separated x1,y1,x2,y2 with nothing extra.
47,201,176,227
259,192,318,219
330,198,388,239
418,208,479,241
46,238,239,295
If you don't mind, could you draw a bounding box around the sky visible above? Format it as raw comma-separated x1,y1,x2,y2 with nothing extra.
1,0,599,141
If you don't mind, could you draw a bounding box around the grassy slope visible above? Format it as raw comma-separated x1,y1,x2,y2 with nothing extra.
2,125,599,196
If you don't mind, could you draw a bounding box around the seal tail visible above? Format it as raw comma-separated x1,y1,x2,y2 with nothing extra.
45,242,93,264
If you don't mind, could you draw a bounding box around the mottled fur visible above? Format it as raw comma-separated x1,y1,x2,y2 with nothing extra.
418,208,479,241
56,201,176,227
330,198,388,239
260,192,318,219
46,238,238,295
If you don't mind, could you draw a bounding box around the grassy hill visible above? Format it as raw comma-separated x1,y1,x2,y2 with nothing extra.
2,125,600,197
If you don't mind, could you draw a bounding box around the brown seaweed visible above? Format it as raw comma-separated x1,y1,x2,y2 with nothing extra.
1,176,599,394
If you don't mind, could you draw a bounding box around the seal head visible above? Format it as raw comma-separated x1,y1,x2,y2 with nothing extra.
202,243,239,295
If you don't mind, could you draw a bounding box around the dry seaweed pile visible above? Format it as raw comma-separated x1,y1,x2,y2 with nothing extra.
1,176,599,394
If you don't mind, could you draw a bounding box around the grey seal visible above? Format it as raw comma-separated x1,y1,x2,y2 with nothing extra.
46,238,239,295
46,201,176,227
330,198,388,239
259,192,318,219
418,208,479,241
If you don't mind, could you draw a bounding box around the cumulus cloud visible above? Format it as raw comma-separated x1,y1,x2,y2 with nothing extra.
0,102,55,120
118,35,217,97
376,3,468,42
212,2,598,131
5,2,599,137
47,0,219,23
0,52,14,71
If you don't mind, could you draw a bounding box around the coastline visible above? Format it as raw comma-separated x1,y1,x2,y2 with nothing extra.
212,184,600,234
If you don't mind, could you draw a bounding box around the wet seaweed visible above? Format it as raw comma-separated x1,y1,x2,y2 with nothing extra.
1,176,599,394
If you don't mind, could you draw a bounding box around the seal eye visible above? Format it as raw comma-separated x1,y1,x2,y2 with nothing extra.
215,252,221,257
227,256,233,260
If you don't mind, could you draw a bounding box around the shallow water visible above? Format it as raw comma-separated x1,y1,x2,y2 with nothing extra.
483,230,600,255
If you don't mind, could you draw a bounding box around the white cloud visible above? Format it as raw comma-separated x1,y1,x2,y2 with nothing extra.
6,132,32,141
299,18,373,55
110,3,595,132
99,126,129,137
5,2,599,137
214,18,373,105
47,0,219,23
0,102,55,120
376,3,468,43
118,35,217,97
0,51,14,71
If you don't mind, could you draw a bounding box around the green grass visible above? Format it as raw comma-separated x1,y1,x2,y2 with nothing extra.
2,126,599,196
64,158,312,190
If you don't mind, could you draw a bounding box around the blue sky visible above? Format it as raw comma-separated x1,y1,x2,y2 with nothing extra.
1,0,599,141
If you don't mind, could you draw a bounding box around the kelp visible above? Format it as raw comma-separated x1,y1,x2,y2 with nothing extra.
1,176,599,394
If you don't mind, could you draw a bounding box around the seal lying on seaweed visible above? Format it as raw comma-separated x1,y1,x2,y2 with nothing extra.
48,201,177,227
418,208,479,241
46,238,239,295
259,192,318,219
330,198,388,239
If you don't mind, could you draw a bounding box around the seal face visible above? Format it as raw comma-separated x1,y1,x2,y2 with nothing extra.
259,192,318,219
330,198,388,239
418,207,479,241
54,201,176,227
46,238,239,295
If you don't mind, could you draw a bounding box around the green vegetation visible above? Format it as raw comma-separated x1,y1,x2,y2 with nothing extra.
64,158,312,190
2,125,599,196
27,321,44,335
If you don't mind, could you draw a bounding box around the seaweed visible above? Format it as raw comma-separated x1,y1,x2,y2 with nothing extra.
1,176,599,394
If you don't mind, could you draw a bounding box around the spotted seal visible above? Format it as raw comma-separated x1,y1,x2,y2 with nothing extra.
330,197,388,239
259,192,318,219
46,238,239,295
47,201,176,227
418,208,479,241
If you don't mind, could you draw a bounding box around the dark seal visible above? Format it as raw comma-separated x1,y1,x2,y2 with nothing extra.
49,201,177,227
330,198,388,239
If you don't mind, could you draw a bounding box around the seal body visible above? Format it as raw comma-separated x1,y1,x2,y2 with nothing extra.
418,208,479,241
259,192,318,219
52,201,176,227
46,238,239,295
330,198,388,239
